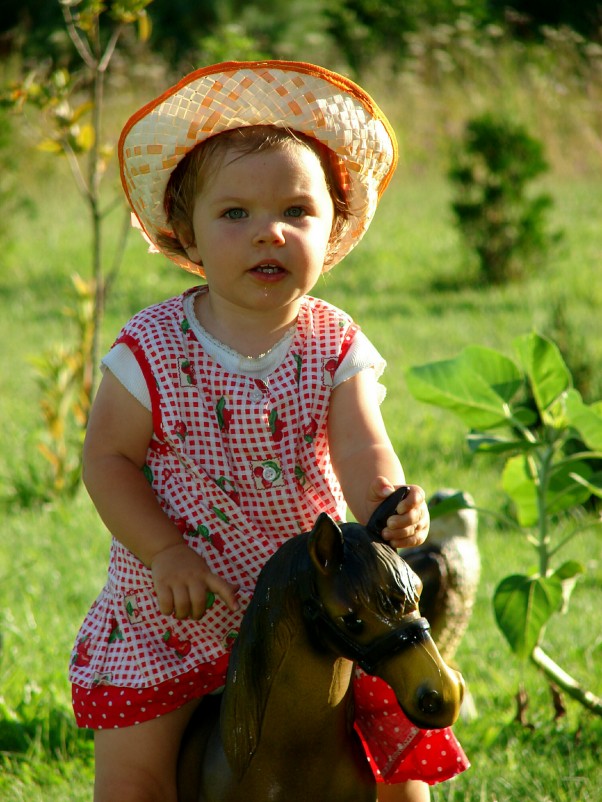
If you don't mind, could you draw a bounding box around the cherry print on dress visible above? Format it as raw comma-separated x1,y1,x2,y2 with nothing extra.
268,408,286,442
179,357,197,386
216,396,234,432
322,356,338,385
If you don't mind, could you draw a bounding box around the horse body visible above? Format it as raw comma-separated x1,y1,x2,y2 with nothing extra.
198,644,373,802
178,498,465,802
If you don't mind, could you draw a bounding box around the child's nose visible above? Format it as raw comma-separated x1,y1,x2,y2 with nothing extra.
253,219,286,246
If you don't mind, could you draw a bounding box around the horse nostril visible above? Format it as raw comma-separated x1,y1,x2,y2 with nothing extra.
418,688,442,715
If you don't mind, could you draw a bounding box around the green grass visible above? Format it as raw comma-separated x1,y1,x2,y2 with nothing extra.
2,63,602,801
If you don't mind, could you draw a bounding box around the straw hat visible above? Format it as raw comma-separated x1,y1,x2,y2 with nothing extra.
119,60,398,275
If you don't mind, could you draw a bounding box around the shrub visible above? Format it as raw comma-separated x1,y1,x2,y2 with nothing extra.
449,113,559,284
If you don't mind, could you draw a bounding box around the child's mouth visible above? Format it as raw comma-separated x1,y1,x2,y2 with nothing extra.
251,262,286,277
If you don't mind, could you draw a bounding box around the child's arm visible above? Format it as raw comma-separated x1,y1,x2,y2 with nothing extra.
328,369,429,548
83,370,239,618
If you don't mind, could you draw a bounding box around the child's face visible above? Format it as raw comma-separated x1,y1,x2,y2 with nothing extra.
184,142,335,321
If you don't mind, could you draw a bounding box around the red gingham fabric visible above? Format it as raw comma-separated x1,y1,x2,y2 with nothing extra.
70,289,356,691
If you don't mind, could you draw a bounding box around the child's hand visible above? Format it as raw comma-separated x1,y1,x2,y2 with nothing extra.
150,542,240,619
369,478,430,549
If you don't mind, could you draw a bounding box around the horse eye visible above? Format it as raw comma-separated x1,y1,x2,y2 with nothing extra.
389,595,407,615
341,614,364,634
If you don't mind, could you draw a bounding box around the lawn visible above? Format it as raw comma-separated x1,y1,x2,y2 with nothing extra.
1,61,602,801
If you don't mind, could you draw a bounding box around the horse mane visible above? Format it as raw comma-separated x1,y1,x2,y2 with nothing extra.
221,533,309,778
340,525,422,617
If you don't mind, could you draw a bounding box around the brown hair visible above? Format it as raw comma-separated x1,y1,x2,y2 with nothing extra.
157,125,353,268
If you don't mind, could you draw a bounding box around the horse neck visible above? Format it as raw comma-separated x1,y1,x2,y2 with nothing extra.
262,626,355,721
219,547,356,775
222,600,355,731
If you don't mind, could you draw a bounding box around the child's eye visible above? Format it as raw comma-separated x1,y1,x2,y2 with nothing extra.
285,206,305,218
224,208,247,220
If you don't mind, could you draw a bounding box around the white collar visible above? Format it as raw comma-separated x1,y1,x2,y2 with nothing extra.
183,292,296,379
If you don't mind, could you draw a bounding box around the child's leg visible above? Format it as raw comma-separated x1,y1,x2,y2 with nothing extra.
378,779,431,802
93,698,201,802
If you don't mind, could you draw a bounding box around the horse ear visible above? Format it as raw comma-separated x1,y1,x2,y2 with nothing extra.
366,486,410,540
308,513,345,576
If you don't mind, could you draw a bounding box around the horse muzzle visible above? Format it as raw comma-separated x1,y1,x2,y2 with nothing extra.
412,668,465,727
381,639,465,729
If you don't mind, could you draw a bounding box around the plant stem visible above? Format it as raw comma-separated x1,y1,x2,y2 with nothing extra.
549,518,602,558
89,62,104,405
531,646,602,715
535,447,554,576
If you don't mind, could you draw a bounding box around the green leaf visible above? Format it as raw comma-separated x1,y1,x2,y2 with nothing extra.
493,573,563,658
467,433,536,455
461,345,524,401
552,560,584,581
546,460,593,513
513,333,571,418
427,490,474,520
502,455,537,526
565,389,602,450
512,406,540,427
502,455,593,525
406,346,521,429
552,561,584,613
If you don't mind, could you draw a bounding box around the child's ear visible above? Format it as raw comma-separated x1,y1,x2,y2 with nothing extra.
185,243,203,266
173,220,202,266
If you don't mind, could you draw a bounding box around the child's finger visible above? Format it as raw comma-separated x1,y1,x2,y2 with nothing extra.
171,584,195,620
209,575,240,613
156,585,175,617
394,483,426,514
188,581,211,620
382,497,430,547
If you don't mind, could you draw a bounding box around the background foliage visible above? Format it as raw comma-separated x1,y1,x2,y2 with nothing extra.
2,0,602,72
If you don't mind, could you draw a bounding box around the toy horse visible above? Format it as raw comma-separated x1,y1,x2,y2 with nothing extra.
178,488,465,802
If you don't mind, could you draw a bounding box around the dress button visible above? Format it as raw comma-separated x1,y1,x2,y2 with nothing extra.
250,390,264,403
262,466,278,482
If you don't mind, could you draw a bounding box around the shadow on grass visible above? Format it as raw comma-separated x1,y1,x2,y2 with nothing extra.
0,705,93,761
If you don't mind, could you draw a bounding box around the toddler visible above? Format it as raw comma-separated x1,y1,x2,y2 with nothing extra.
70,60,468,802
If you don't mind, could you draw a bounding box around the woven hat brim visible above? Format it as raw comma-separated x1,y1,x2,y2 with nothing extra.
119,60,398,274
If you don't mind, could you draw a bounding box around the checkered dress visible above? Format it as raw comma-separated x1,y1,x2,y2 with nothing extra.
69,288,470,784
69,290,358,691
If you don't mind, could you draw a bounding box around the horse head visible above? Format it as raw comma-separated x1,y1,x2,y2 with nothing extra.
302,489,465,730
182,490,465,802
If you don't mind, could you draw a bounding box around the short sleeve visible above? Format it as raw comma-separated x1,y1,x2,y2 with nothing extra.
333,330,387,403
102,343,152,410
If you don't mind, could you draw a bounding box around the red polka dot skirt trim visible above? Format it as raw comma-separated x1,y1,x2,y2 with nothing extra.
72,654,229,729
